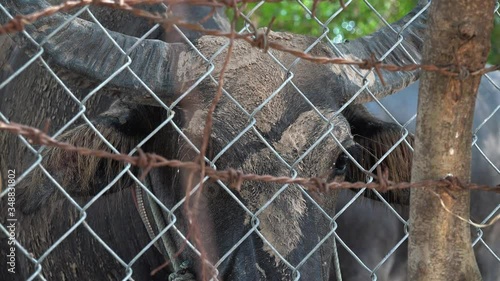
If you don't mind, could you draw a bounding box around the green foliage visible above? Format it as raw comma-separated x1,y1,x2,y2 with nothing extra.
488,14,500,65
231,0,498,64
237,0,417,41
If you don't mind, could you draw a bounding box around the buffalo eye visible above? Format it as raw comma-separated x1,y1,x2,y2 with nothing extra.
334,153,349,176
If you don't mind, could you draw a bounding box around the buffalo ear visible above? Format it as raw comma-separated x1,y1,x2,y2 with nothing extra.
344,104,413,205
17,102,167,215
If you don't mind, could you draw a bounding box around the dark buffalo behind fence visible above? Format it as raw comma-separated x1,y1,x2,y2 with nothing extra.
0,1,428,279
1,1,497,280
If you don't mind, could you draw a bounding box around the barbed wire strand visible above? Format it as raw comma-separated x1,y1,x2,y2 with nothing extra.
0,0,498,80
2,119,499,234
1,121,498,196
429,190,500,229
181,3,240,279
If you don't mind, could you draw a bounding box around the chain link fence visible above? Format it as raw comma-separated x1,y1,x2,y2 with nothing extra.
0,0,498,280
337,69,500,280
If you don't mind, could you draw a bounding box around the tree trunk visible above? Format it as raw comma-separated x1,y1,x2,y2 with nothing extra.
407,0,495,281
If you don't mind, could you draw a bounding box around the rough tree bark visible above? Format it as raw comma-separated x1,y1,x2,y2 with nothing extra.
408,0,495,281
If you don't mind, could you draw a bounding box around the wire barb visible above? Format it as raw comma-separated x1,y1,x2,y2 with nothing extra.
0,0,497,77
1,121,498,195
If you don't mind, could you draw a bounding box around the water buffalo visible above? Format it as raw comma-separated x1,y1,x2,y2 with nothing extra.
0,1,437,280
336,70,500,281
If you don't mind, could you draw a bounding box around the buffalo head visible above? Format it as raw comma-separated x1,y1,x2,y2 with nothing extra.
0,1,430,280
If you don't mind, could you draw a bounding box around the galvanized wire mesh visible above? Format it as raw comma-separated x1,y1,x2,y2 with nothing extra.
0,0,498,280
